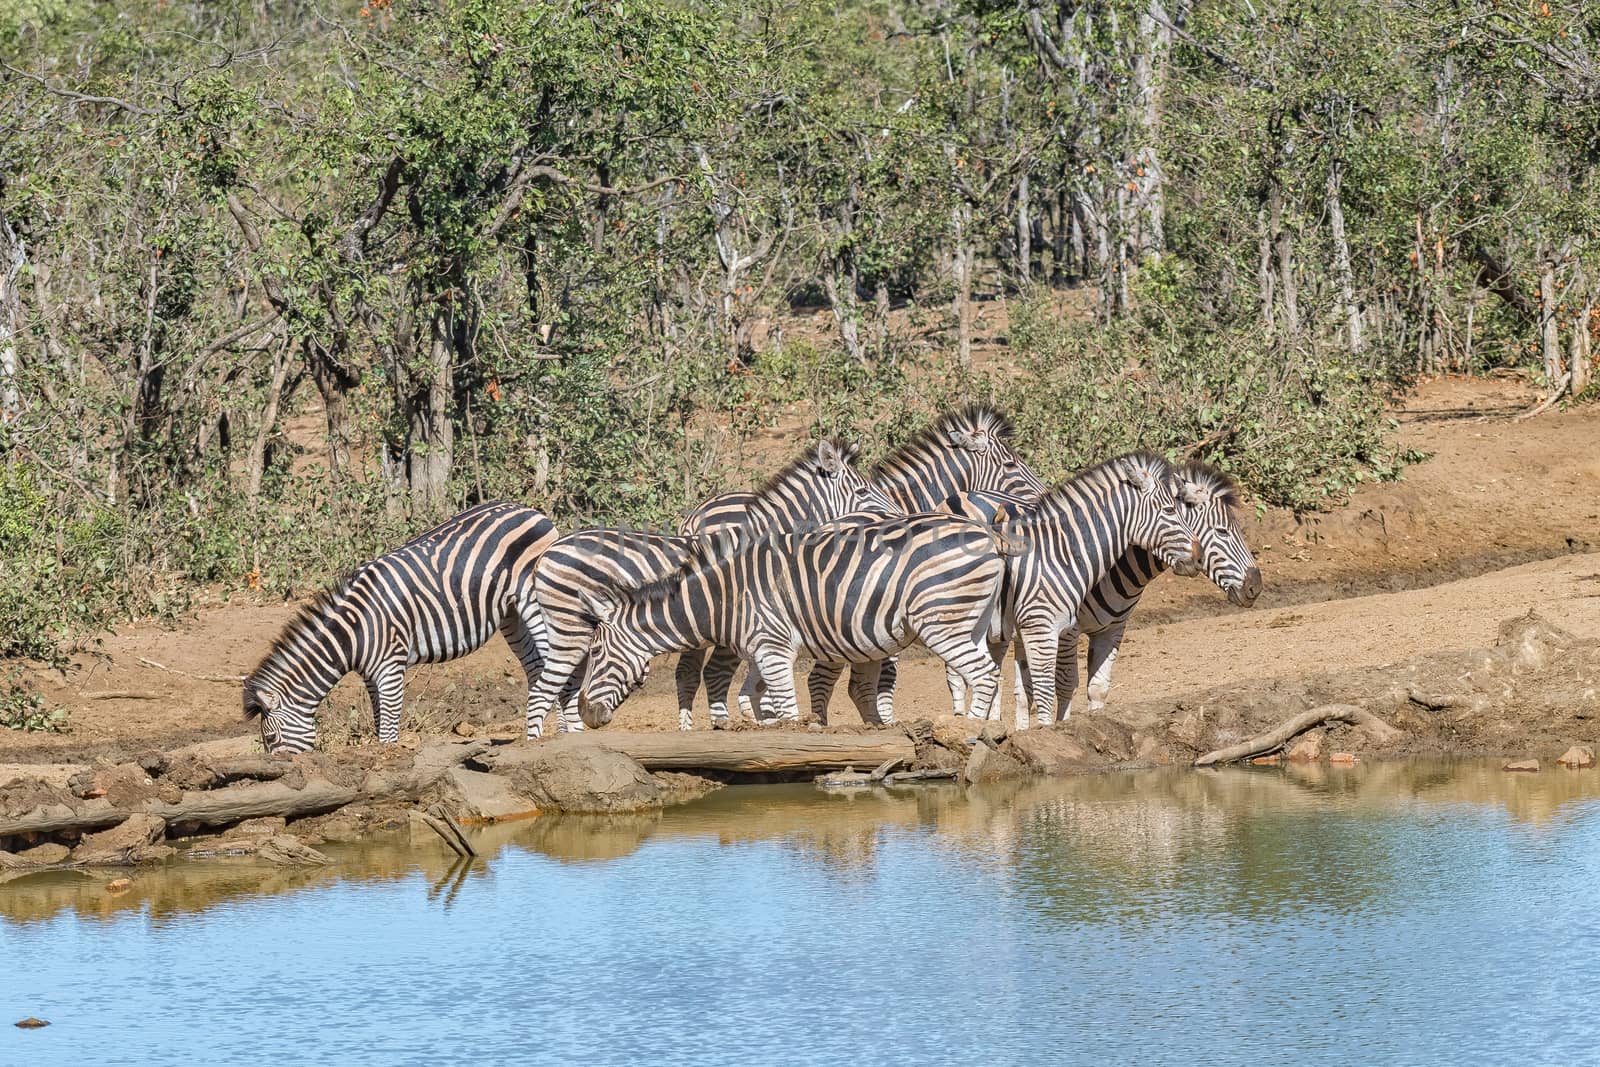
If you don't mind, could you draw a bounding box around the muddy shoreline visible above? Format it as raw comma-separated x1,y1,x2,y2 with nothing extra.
1,609,1594,876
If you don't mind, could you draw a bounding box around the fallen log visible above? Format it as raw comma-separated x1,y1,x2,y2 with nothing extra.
0,741,490,838
481,731,917,775
1194,704,1402,767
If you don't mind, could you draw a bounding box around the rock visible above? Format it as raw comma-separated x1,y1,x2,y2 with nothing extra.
16,842,70,866
183,838,260,859
1131,732,1168,763
1285,729,1324,763
1001,729,1095,775
14,1018,49,1029
977,721,1009,748
451,720,478,738
72,814,166,865
105,877,132,893
1250,754,1281,765
806,722,822,732
134,750,171,777
231,816,287,837
256,835,332,866
443,768,540,823
85,764,166,807
1556,746,1595,769
1503,759,1540,773
1064,714,1136,762
963,739,1026,783
1329,752,1358,765
652,772,722,806
1496,611,1577,674
1166,708,1207,750
493,743,666,813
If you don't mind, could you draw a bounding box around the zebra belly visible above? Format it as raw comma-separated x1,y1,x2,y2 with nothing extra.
406,619,499,665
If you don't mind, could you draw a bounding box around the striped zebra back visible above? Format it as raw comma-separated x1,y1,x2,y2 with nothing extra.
679,438,895,537
577,514,1009,723
1004,453,1198,627
874,406,1046,513
244,501,557,749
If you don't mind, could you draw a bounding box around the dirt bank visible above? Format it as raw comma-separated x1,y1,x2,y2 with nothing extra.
1,375,1597,765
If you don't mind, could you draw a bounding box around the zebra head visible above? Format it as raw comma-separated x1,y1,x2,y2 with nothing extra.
810,438,898,518
575,590,653,728
242,677,318,755
1174,461,1262,606
1115,453,1202,572
937,407,1047,501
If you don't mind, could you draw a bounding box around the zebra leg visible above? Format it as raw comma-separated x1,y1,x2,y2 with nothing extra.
920,628,1002,725
1020,625,1063,727
558,664,587,733
751,649,800,722
1057,628,1081,721
674,647,706,731
525,644,588,740
808,662,844,726
946,662,970,717
743,668,777,723
1085,624,1126,713
501,609,548,735
704,646,742,723
846,661,885,726
874,657,898,725
363,662,406,745
1011,635,1032,731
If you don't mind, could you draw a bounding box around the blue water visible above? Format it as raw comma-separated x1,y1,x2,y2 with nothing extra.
3,761,1599,1066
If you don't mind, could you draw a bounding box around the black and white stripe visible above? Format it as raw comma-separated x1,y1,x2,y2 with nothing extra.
673,439,896,728
576,514,1017,728
243,501,558,753
979,452,1203,726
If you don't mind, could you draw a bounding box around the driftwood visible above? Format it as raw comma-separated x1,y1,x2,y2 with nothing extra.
527,731,918,774
0,741,489,838
419,803,477,859
1194,704,1402,767
882,768,960,785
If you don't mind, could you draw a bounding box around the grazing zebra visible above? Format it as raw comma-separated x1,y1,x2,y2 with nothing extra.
243,501,558,754
576,514,1017,730
806,407,1049,724
673,439,896,729
973,452,1204,727
943,464,1261,722
530,439,890,737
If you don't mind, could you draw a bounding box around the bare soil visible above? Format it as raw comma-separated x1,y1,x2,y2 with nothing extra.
3,375,1597,765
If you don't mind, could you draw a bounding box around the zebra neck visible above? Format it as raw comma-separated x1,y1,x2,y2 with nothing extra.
1038,482,1140,588
876,454,969,513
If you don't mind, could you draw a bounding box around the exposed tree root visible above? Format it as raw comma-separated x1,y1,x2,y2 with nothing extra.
1193,704,1401,767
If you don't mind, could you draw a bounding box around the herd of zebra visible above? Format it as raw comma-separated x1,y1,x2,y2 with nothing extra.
242,408,1262,755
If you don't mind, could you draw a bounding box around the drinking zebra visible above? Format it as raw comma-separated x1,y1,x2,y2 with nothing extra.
672,439,896,729
575,514,1019,729
971,452,1204,727
243,501,558,754
531,439,891,737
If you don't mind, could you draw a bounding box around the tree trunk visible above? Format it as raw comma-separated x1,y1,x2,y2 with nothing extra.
1539,257,1562,391
951,202,974,367
409,309,455,505
1572,266,1593,397
822,267,865,363
1257,207,1276,335
0,215,23,426
1132,0,1173,258
871,281,892,360
1015,171,1032,286
1269,171,1298,336
1326,157,1363,353
246,338,294,501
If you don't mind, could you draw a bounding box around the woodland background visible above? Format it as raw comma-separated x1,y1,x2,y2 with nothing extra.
0,0,1595,668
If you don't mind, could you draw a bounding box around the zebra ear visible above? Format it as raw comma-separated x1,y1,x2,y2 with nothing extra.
582,592,618,625
1122,462,1161,495
816,439,844,474
945,427,978,451
1178,478,1208,506
255,688,281,712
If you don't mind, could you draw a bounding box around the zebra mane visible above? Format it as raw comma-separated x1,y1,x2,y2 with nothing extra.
1036,451,1175,511
1174,460,1241,510
244,573,358,699
754,438,858,497
875,405,1017,474
612,531,745,608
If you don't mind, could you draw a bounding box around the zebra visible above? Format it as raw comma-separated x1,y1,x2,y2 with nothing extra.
1055,461,1261,718
672,438,897,729
242,501,558,754
942,463,1261,723
971,452,1204,727
575,514,1019,730
531,438,892,737
806,408,1049,724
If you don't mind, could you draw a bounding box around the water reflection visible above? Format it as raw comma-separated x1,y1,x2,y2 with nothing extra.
3,759,1595,926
